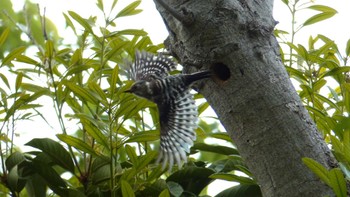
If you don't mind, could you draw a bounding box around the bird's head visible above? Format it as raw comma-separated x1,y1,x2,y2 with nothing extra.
124,80,151,98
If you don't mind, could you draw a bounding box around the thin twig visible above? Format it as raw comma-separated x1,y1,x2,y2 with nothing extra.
37,4,48,41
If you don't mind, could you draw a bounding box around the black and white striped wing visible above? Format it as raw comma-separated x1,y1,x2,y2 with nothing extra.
156,90,198,170
131,51,177,81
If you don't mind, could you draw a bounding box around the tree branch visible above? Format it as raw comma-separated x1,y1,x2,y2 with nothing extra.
154,0,336,196
154,0,194,25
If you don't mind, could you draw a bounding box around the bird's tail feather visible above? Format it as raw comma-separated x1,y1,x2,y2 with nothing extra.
187,70,212,81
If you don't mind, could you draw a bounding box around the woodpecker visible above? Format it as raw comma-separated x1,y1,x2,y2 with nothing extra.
125,51,211,170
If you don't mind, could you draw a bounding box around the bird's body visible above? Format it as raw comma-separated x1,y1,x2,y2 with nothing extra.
126,51,210,170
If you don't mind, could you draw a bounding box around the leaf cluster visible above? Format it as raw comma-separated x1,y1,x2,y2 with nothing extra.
0,0,257,196
276,1,350,196
2,0,349,196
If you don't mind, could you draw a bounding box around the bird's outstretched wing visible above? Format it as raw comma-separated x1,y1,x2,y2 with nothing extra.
131,51,177,81
156,90,198,170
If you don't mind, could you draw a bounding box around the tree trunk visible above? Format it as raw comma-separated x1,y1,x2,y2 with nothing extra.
154,0,336,196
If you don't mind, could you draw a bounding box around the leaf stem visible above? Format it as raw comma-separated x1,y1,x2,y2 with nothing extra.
46,46,82,177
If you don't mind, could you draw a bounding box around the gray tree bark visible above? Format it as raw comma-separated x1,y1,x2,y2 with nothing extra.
154,0,336,196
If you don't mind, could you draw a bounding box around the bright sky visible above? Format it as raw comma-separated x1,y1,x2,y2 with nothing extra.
274,0,350,52
19,0,350,51
10,0,350,195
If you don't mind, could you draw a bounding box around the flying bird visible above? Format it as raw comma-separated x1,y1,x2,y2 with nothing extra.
125,51,211,170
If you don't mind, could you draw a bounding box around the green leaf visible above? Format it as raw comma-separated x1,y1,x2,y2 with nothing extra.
210,173,256,185
25,138,75,173
209,156,248,174
303,5,337,26
159,189,171,197
118,29,147,36
208,132,233,142
111,0,118,11
191,143,239,155
69,48,82,66
135,151,157,172
274,29,289,38
285,67,308,82
6,152,25,171
0,73,10,88
328,168,347,197
15,72,23,91
321,67,350,78
68,11,94,35
63,13,76,34
88,82,107,104
328,86,339,102
121,180,135,197
313,79,326,91
281,0,289,5
104,41,127,63
216,184,262,197
16,55,40,65
167,181,183,197
302,157,330,186
308,5,337,13
56,48,71,56
147,165,164,182
21,83,50,95
8,165,26,192
45,40,54,59
126,130,159,143
91,158,110,184
5,94,31,121
56,134,99,157
167,167,215,195
331,135,346,161
135,36,152,49
343,131,350,158
344,84,350,113
66,189,86,197
96,0,104,11
25,174,47,197
346,39,350,57
107,29,147,37
65,64,91,77
305,106,326,119
116,1,142,18
314,93,339,112
286,43,308,61
64,97,81,112
339,163,350,180
315,40,335,57
121,168,137,181
197,102,209,115
0,28,10,48
31,156,67,196
125,145,138,165
110,65,119,95
1,46,26,66
333,117,350,140
115,98,153,120
64,81,99,104
83,121,109,150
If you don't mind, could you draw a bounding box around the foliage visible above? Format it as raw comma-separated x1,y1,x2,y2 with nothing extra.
0,0,248,196
0,0,349,196
302,158,347,197
276,1,349,196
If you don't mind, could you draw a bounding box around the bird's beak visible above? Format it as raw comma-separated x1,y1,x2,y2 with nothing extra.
124,89,132,93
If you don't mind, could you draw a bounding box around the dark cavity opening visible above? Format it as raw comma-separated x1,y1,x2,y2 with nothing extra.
211,62,231,81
